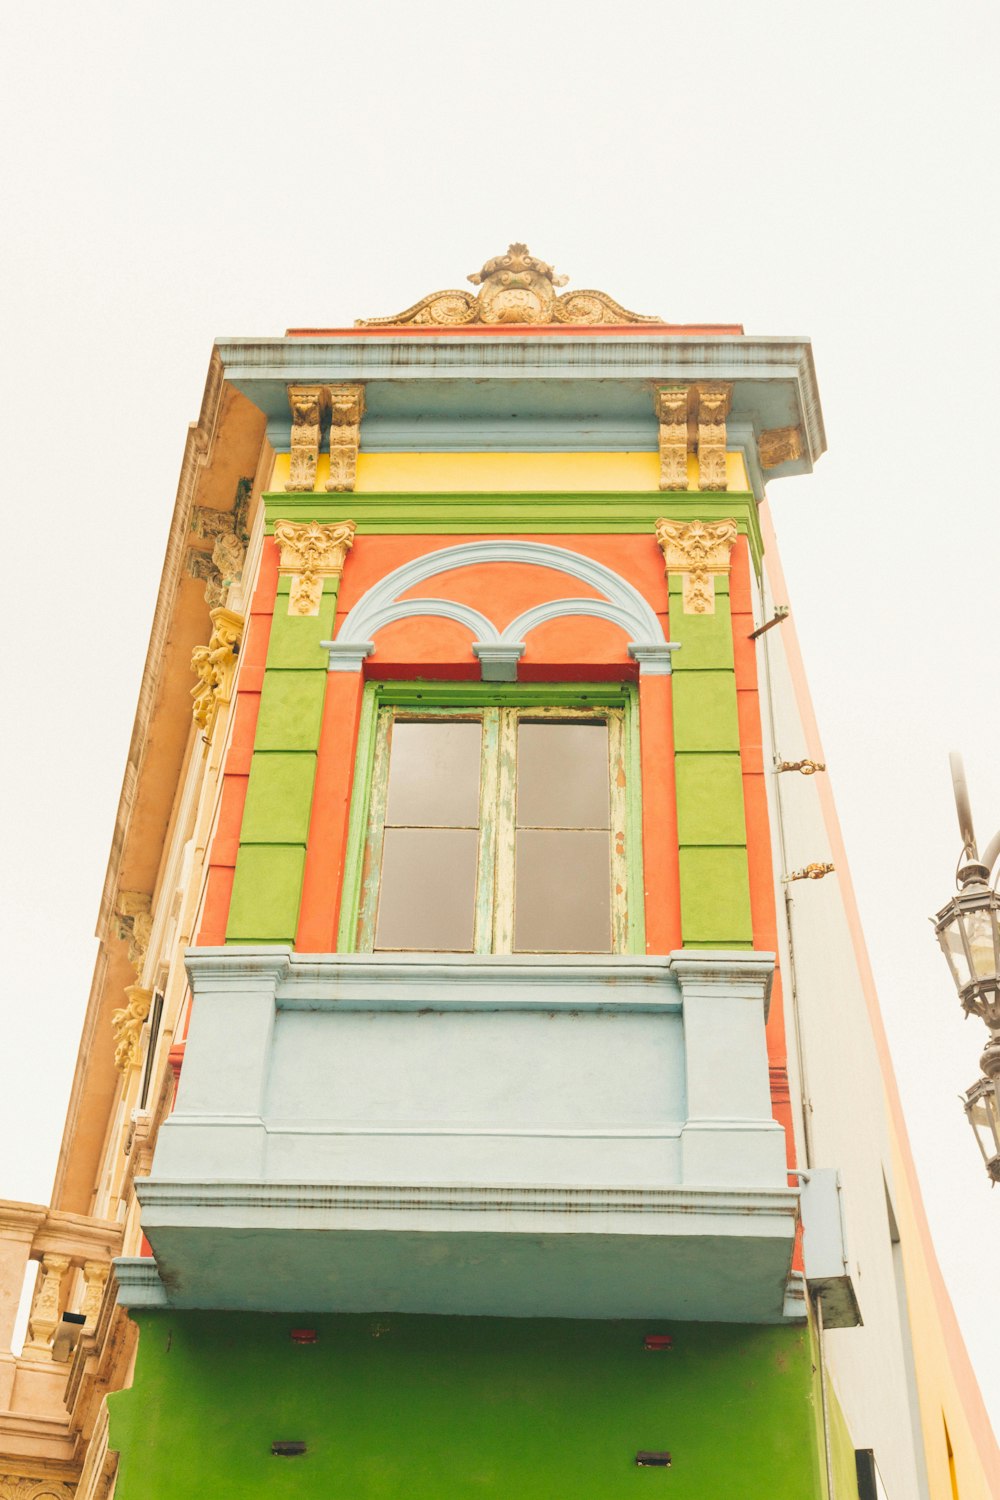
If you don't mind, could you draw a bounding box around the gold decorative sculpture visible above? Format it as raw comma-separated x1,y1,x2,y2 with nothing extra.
654,517,739,615
326,384,366,492
654,384,734,492
273,519,357,615
357,243,660,327
190,607,244,737
758,424,804,469
287,385,327,491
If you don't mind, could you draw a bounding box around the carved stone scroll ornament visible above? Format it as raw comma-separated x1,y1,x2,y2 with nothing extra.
696,383,733,492
357,243,660,327
273,519,357,615
654,388,691,491
286,385,327,492
326,384,366,492
190,607,244,737
654,517,739,615
111,984,152,1072
758,424,804,469
80,1260,109,1330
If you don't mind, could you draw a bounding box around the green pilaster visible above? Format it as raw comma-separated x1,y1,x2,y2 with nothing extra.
226,576,337,945
670,570,753,947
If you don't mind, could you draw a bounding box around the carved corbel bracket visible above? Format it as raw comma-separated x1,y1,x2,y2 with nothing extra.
113,891,152,978
285,384,366,493
273,519,357,616
326,384,366,493
190,607,244,738
111,984,152,1073
654,384,733,491
654,387,691,491
654,516,739,615
286,385,328,492
759,424,804,470
695,382,733,491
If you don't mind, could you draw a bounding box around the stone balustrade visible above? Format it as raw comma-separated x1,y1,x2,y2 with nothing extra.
0,1201,122,1491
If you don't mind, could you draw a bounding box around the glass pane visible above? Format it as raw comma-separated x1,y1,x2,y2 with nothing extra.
514,829,611,952
376,828,478,950
517,723,609,829
385,721,482,827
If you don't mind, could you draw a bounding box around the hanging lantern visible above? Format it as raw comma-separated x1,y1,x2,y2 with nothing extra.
933,864,1000,1028
962,1074,1000,1185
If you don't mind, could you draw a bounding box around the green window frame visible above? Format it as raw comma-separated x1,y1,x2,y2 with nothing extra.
338,682,645,956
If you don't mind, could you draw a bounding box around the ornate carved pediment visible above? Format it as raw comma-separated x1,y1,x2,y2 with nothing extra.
655,517,739,615
273,519,357,615
358,244,660,327
0,1479,77,1500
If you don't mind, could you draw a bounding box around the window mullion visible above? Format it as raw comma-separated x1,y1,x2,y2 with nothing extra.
355,707,394,952
492,708,518,953
608,709,629,954
473,708,501,954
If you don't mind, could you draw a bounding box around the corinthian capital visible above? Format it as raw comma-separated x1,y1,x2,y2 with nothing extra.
654,517,739,615
273,519,357,615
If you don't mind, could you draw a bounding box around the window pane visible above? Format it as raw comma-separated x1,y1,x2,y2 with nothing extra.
385,720,482,827
514,829,611,952
517,723,610,829
376,828,479,950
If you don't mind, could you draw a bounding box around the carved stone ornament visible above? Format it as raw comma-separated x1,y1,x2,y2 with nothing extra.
0,1479,76,1500
654,388,690,491
273,519,357,615
696,383,732,492
21,1254,71,1360
114,891,152,977
112,984,152,1072
190,607,244,738
81,1260,109,1330
357,243,660,327
287,385,327,492
758,424,804,469
654,517,739,615
326,384,366,493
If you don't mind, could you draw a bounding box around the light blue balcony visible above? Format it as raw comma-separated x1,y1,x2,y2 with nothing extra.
126,949,803,1322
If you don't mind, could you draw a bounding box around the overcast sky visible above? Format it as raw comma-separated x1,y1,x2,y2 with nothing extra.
1,0,997,1429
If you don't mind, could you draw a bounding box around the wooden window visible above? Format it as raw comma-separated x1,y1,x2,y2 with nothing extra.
348,690,639,955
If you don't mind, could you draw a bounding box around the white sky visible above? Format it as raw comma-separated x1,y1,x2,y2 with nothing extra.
1,0,997,1431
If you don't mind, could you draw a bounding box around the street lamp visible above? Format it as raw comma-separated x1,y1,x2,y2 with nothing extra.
933,753,1000,1185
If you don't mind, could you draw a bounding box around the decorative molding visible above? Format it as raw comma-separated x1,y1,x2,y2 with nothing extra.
286,385,326,492
654,387,690,491
326,384,366,493
357,243,660,328
272,519,357,615
113,891,152,978
111,984,152,1072
322,539,677,677
190,607,244,737
654,517,739,615
696,382,732,491
0,1480,77,1500
758,424,804,469
187,478,252,604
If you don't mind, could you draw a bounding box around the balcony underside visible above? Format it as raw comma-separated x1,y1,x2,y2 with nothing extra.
126,1180,798,1321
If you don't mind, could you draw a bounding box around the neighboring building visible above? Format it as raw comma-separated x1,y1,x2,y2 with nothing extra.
1,246,997,1500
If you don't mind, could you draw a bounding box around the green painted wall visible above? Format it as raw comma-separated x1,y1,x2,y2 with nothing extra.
669,572,753,947
226,576,336,945
110,1312,827,1500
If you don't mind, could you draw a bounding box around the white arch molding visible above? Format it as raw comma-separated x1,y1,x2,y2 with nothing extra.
321,540,678,680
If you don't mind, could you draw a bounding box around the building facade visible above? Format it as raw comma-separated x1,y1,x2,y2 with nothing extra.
1,247,997,1499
